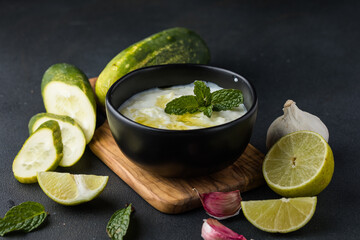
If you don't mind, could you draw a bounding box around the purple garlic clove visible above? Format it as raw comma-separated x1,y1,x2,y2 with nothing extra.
201,218,247,240
195,189,242,220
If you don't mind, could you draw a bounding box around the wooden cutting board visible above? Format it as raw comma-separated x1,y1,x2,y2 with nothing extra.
88,78,265,214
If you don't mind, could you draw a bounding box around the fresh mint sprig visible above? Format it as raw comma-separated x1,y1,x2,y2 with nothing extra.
165,81,243,118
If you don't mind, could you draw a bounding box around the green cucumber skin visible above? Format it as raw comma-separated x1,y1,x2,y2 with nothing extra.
41,63,96,113
28,112,78,135
36,120,63,167
95,27,211,106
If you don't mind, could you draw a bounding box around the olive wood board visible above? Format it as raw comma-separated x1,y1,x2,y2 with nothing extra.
88,77,265,214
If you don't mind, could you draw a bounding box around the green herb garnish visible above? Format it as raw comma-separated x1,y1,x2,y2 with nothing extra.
106,204,132,240
165,81,243,117
0,201,47,236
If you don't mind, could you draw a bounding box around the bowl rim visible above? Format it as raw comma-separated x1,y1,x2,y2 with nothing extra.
106,63,258,133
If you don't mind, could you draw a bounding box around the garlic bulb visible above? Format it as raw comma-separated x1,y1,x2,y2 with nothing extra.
201,218,247,240
266,100,329,149
194,189,242,220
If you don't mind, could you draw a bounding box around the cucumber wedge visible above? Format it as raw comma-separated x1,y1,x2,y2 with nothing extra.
41,63,96,143
29,113,86,167
12,120,63,183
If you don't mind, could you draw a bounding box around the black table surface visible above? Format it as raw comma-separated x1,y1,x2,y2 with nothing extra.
1,0,359,239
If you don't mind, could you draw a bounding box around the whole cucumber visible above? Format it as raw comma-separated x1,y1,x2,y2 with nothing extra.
95,27,210,106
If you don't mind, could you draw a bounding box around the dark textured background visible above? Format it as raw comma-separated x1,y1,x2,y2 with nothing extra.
1,0,359,239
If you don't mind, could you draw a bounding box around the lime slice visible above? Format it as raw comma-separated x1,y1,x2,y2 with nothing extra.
12,120,63,183
29,113,86,167
241,197,317,233
41,63,96,143
37,172,108,205
263,130,334,197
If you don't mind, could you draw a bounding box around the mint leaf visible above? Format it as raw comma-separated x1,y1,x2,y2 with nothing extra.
164,82,243,118
193,80,211,106
106,204,132,240
0,201,47,236
211,89,243,111
164,95,199,115
199,105,213,118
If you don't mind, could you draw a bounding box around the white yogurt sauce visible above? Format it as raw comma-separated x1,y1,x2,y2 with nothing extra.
119,82,247,130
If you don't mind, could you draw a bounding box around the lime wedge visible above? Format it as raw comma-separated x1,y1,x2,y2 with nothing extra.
263,130,334,197
37,172,108,205
12,120,63,183
241,197,317,233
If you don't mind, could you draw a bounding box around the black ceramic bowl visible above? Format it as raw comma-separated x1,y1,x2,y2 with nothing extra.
106,64,258,177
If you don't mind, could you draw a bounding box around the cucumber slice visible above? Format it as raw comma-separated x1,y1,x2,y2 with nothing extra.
12,120,63,183
41,63,96,143
29,113,86,167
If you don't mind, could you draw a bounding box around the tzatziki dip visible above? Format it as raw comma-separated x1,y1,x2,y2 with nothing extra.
119,82,247,130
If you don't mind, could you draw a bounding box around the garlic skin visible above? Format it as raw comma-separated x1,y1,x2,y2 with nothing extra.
266,100,329,149
194,189,242,220
201,218,247,240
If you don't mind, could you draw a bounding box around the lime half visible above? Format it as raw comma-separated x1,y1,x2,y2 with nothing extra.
263,130,334,197
37,172,108,205
241,197,317,233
